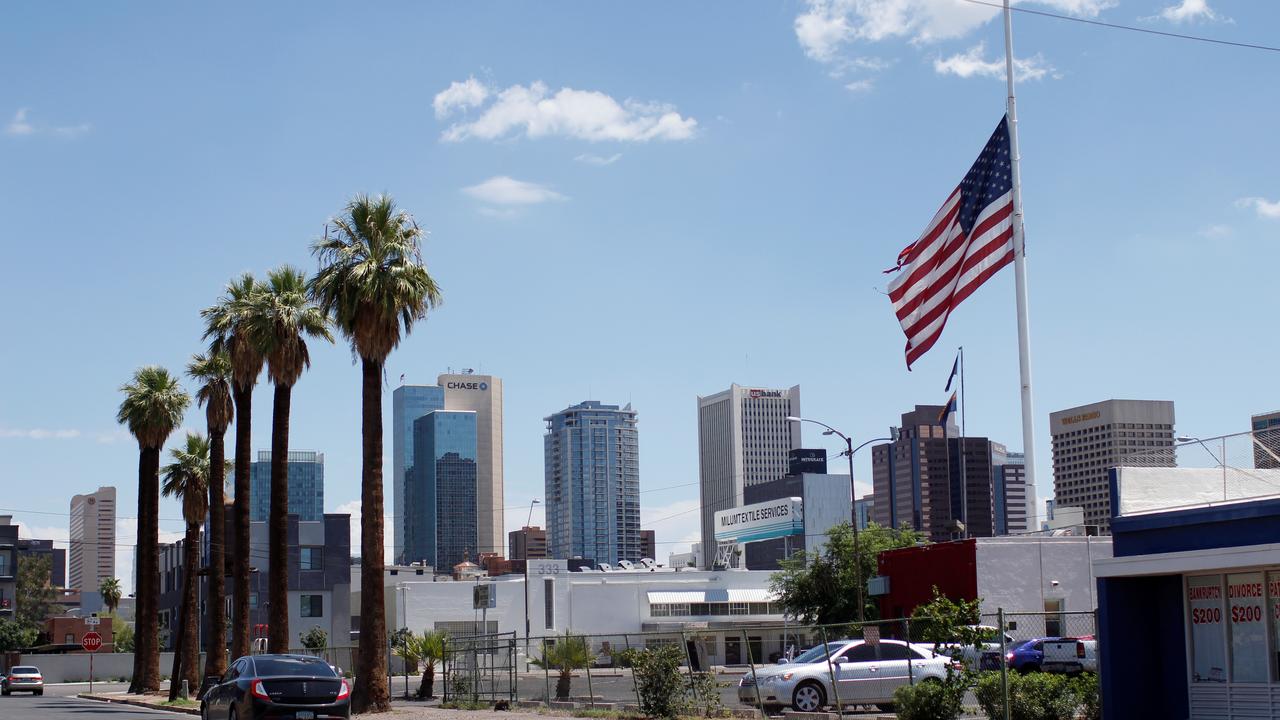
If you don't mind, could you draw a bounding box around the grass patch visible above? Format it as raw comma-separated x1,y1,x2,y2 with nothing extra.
161,698,199,708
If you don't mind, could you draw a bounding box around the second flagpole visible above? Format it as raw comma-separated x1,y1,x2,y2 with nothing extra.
1003,0,1039,495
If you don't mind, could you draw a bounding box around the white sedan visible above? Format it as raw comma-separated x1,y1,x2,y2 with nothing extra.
738,639,957,712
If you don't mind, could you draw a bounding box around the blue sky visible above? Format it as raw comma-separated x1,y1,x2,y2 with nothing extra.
2,1,1277,593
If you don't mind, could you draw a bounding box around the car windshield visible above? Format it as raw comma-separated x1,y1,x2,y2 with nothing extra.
10,667,39,674
253,656,337,677
791,643,842,664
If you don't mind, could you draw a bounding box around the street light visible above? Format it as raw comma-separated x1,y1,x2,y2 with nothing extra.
522,499,541,666
787,416,889,624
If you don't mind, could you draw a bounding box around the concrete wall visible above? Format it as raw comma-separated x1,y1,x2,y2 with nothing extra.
12,652,200,683
974,536,1113,615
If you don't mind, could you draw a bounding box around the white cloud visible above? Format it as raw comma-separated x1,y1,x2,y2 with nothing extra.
462,176,567,206
1153,0,1223,23
1198,224,1232,239
1237,197,1280,220
574,152,623,166
1,427,82,439
438,80,696,143
433,76,490,119
844,79,876,92
640,499,702,559
934,43,1056,81
5,108,91,139
6,108,34,136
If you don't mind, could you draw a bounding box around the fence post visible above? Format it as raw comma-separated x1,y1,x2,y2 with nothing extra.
998,608,1010,720
443,637,450,704
542,638,551,703
743,629,764,716
585,636,596,708
622,634,642,708
904,618,913,686
818,625,843,713
679,630,697,710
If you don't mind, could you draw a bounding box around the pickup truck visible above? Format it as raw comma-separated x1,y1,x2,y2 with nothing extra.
984,637,1097,674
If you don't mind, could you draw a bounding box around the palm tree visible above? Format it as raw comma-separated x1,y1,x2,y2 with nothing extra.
202,274,266,661
531,633,591,700
248,266,332,653
162,433,211,700
411,629,448,699
188,351,233,677
98,577,122,616
117,366,190,694
310,194,442,712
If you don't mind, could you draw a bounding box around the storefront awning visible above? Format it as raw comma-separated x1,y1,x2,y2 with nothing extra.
646,589,776,604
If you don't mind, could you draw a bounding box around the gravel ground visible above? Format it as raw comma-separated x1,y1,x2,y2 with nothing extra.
357,707,552,720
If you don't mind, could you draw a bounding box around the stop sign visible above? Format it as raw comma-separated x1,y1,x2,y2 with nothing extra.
82,631,103,653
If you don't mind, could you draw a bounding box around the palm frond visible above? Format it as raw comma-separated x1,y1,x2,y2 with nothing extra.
254,265,333,387
162,432,211,525
117,366,191,449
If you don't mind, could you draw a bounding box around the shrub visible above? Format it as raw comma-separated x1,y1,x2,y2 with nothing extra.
684,671,728,717
632,644,686,719
894,678,966,720
974,672,1080,720
1073,672,1100,720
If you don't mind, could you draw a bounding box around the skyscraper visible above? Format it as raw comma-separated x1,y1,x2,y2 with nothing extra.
870,406,996,542
1049,399,1175,534
544,401,640,565
393,373,504,564
696,384,801,569
406,410,478,568
1251,410,1280,469
991,443,1035,535
509,526,548,560
69,486,115,595
245,450,325,522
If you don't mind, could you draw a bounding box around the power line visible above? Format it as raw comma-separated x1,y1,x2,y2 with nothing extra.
958,0,1280,54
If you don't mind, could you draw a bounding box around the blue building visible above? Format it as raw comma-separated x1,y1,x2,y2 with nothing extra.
406,411,478,568
244,450,324,522
1096,461,1280,719
544,401,640,565
393,385,445,563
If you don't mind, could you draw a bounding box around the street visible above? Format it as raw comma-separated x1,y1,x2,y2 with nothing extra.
0,689,178,720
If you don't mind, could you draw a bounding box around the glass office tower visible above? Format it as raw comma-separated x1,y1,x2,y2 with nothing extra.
246,450,325,522
407,410,478,568
393,385,445,563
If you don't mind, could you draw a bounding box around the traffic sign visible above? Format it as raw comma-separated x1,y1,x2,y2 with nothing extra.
84,615,101,627
82,631,103,653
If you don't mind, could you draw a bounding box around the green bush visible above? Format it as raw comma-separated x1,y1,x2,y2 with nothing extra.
632,644,686,719
893,678,966,720
1073,673,1100,720
974,672,1080,720
684,671,728,717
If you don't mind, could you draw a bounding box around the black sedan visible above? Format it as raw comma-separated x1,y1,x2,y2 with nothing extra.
201,654,350,719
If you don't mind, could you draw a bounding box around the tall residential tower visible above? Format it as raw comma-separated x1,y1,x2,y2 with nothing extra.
696,384,800,569
245,450,325,522
544,401,640,565
69,486,116,595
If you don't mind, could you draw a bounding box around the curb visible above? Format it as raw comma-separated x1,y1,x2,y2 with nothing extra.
77,692,200,715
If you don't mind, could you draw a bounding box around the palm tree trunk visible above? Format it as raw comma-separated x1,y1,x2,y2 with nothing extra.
130,446,162,693
353,356,390,713
206,429,228,677
169,523,202,700
231,383,253,661
268,383,291,654
419,662,435,699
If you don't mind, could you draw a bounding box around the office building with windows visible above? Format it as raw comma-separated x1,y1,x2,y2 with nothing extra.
544,401,641,566
404,410,478,569
394,373,504,565
697,384,801,569
244,450,325,522
991,443,1035,535
1251,410,1280,469
1049,399,1175,533
509,526,548,560
640,530,656,561
870,406,997,542
69,486,115,604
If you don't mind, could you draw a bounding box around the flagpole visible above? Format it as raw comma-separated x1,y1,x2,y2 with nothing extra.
1003,0,1038,493
960,346,967,538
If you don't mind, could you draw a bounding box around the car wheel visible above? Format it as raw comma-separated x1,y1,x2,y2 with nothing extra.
228,706,238,720
791,681,826,712
876,703,896,713
34,690,43,696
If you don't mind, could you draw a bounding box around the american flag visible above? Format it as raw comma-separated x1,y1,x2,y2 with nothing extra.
887,116,1015,369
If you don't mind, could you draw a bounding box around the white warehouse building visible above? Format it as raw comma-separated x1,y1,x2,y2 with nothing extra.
393,565,796,666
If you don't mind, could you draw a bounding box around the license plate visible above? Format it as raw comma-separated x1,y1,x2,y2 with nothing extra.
295,712,315,720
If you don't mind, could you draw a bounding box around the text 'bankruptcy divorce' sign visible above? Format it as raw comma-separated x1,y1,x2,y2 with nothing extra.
714,498,804,543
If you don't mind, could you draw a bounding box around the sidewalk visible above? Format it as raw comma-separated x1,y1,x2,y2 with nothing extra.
77,690,200,715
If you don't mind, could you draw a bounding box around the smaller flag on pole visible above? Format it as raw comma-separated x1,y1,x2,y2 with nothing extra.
937,391,958,426
944,353,960,392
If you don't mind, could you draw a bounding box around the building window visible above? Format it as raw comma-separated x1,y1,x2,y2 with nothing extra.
1188,575,1227,683
249,593,258,609
300,547,323,571
300,595,323,618
544,578,555,630
1226,571,1267,682
65,633,75,643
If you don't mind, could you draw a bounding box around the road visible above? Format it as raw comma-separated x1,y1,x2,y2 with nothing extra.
0,688,181,719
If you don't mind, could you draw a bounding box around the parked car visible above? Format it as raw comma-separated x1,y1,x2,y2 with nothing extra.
986,637,1097,674
200,654,350,719
935,625,1016,668
737,639,957,713
1,666,44,696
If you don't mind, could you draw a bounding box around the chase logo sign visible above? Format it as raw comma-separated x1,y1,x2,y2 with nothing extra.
447,381,488,391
